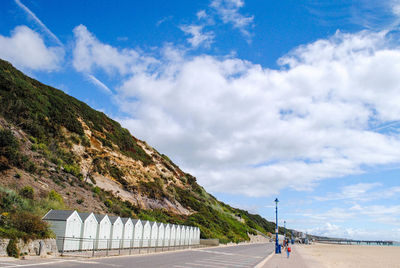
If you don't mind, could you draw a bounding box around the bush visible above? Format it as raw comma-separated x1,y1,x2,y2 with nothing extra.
7,212,51,239
0,129,22,169
19,186,34,199
47,190,63,204
6,238,19,258
104,199,113,208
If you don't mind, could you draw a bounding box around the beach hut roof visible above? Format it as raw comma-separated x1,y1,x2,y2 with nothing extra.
121,217,131,224
77,212,93,221
94,214,108,222
42,210,75,221
109,216,120,223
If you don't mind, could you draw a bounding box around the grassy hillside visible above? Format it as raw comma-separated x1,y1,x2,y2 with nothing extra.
0,58,286,244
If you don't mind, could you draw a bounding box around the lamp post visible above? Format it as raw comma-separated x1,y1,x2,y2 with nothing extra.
275,198,280,254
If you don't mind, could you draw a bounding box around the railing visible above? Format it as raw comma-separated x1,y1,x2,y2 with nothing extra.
56,237,203,257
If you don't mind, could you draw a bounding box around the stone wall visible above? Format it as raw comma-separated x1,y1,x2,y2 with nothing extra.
0,238,58,257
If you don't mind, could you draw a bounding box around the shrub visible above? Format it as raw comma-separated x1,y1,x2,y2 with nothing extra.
6,238,19,258
76,199,83,204
19,186,34,199
47,190,63,204
7,212,51,239
104,199,113,208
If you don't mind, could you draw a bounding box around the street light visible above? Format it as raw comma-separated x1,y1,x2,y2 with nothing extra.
275,198,280,254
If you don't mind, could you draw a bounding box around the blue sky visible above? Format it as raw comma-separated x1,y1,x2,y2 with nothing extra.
1,0,400,240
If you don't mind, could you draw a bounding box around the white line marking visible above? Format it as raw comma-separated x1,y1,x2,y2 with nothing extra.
184,263,222,268
0,260,68,268
195,260,248,267
200,259,252,266
0,263,20,267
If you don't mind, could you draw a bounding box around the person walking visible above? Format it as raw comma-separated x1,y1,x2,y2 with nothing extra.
286,245,291,258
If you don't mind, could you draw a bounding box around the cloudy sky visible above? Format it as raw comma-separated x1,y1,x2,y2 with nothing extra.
1,0,400,240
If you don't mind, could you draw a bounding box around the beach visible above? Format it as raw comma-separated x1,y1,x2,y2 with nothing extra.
295,243,400,268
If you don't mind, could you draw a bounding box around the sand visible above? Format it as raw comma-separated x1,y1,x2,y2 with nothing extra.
296,243,400,268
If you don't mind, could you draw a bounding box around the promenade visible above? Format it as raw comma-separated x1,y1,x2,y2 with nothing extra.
261,245,322,268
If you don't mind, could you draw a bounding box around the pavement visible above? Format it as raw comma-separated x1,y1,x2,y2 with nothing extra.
261,245,313,268
0,243,275,268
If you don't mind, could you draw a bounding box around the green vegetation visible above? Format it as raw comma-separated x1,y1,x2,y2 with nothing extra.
0,59,153,166
0,186,64,243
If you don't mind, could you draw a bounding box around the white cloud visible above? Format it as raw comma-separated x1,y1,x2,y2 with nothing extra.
72,25,157,76
0,26,63,71
315,183,400,202
15,0,62,46
197,10,208,20
73,26,400,198
210,0,254,36
180,25,214,48
86,74,112,94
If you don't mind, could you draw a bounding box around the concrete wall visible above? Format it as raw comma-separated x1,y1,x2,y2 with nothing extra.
0,239,58,257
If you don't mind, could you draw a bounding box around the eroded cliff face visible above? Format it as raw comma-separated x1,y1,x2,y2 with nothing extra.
70,119,192,215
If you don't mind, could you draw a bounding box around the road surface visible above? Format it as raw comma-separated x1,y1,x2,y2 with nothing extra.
0,243,274,268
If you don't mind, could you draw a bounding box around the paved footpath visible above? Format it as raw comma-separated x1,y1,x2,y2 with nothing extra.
0,243,274,268
261,245,317,268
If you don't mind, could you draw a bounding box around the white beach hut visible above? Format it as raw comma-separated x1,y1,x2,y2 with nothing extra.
109,216,123,249
196,227,200,244
149,221,158,247
132,219,143,247
141,220,151,247
170,224,176,247
180,226,186,246
175,225,181,246
78,212,98,250
122,218,134,248
157,222,165,247
189,226,194,245
94,214,111,249
164,224,171,247
43,210,82,251
185,226,190,246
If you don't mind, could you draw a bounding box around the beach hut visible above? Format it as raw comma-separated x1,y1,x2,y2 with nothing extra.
149,221,158,247
196,227,200,244
78,212,98,250
164,224,171,247
157,222,165,247
122,218,134,248
109,216,123,249
132,219,143,247
170,224,176,247
189,226,194,245
185,226,190,245
175,225,181,246
180,226,186,246
43,210,82,251
141,220,151,247
94,214,111,249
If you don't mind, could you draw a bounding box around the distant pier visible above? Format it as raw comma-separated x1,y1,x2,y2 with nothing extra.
316,239,394,246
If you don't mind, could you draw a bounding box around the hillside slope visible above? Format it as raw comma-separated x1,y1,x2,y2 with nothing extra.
0,58,282,243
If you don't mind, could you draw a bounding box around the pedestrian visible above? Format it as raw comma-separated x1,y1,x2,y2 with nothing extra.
286,245,291,258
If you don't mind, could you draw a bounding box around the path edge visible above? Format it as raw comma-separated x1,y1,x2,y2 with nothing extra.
254,251,274,268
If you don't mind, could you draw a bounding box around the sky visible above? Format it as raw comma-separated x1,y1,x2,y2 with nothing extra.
1,0,400,240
